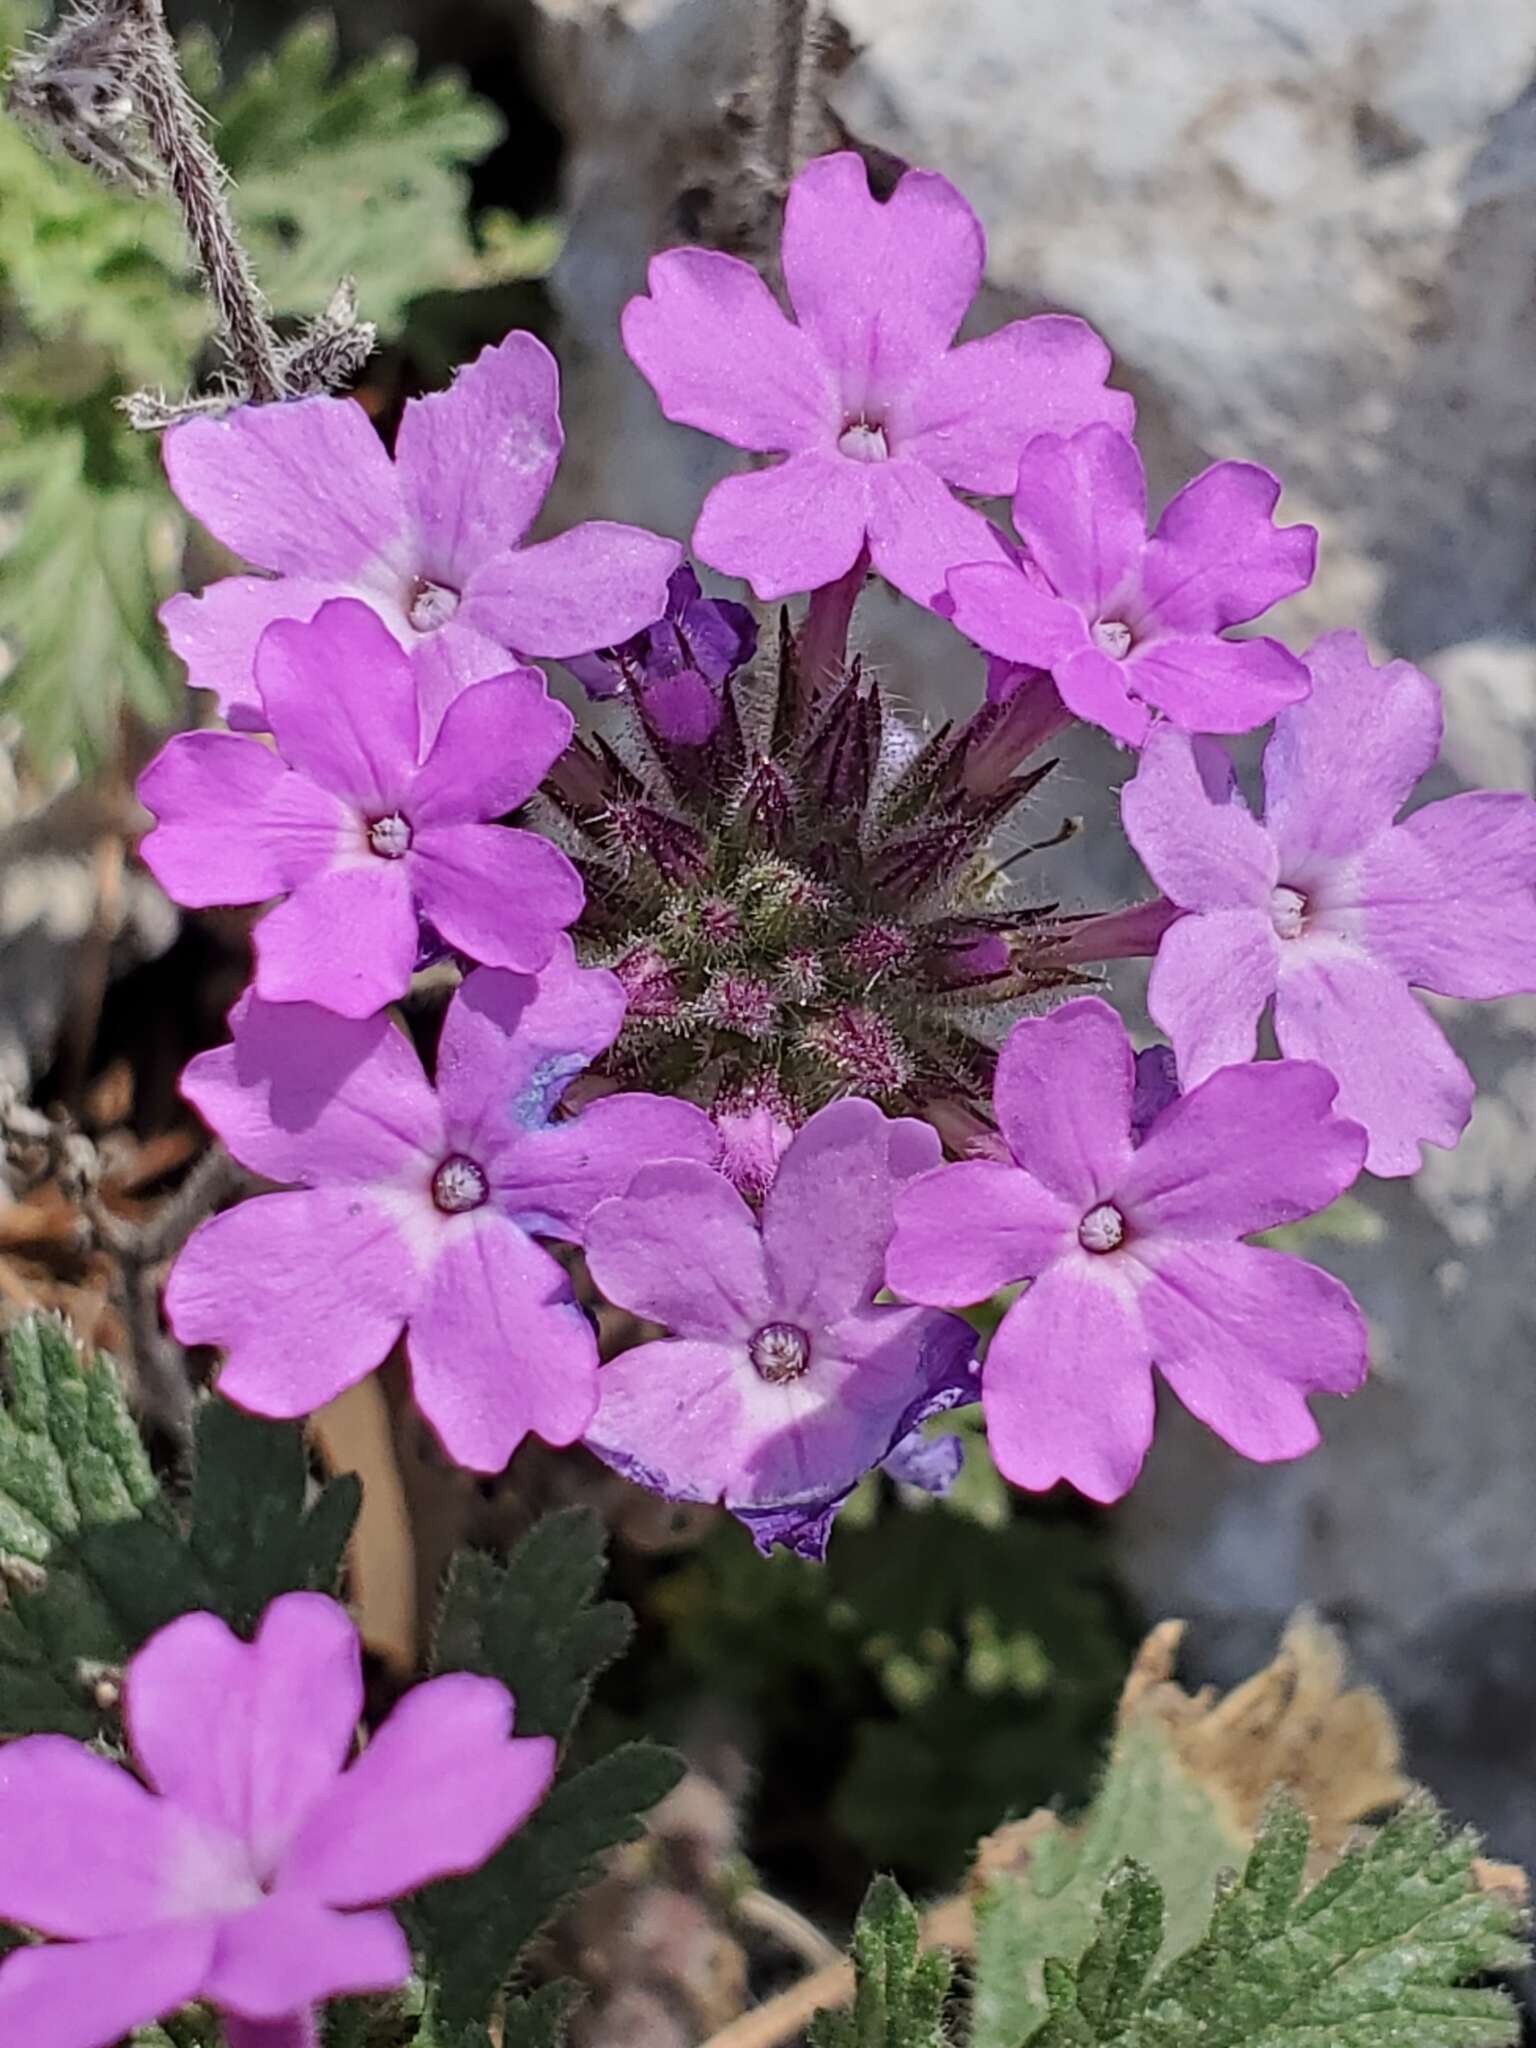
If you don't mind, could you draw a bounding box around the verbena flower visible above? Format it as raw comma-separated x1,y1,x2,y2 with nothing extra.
582,1097,977,1557
166,944,717,1469
621,151,1132,605
1121,631,1536,1174
886,998,1368,1503
0,1593,553,2048
139,600,583,1019
563,563,757,744
945,425,1316,745
159,331,681,731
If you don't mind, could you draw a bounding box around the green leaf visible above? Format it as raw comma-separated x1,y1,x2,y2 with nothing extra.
498,1983,583,2048
807,1876,953,2048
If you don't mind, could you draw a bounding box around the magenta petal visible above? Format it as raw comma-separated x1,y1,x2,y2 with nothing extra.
395,333,563,580
1353,792,1536,999
0,1738,190,1936
412,824,583,973
410,621,535,755
622,247,835,452
0,1924,215,2048
406,1214,599,1467
886,1160,1077,1306
253,865,420,1019
283,1674,555,1905
692,455,869,603
462,522,682,660
983,1263,1155,1502
1127,633,1310,734
1272,943,1473,1177
163,398,405,580
137,733,348,908
1146,908,1279,1087
1010,426,1146,612
897,316,1133,496
864,459,1013,610
585,1337,753,1504
1263,632,1442,870
256,602,420,810
993,997,1136,1206
1120,1057,1366,1234
182,997,440,1187
410,671,574,823
1054,646,1151,747
586,1163,771,1336
168,1190,421,1417
493,1093,719,1241
944,562,1087,667
203,1898,409,2020
159,576,345,727
1139,462,1316,633
1119,725,1277,909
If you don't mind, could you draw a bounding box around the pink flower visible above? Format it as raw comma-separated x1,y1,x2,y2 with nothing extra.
139,601,584,1020
0,1593,554,2048
159,332,682,733
582,1099,977,1558
1121,631,1536,1175
945,425,1316,745
886,998,1368,1504
621,151,1131,606
166,943,718,1470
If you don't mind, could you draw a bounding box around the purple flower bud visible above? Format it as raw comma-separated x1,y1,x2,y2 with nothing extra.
958,667,1074,798
802,669,881,817
714,1076,800,1202
732,757,796,850
608,801,712,883
802,1005,912,1093
615,944,682,1019
840,922,914,980
700,974,780,1040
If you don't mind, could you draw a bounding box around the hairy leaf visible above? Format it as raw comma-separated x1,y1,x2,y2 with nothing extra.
808,1876,954,2048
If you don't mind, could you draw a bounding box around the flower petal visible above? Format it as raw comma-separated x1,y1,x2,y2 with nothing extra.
1119,1056,1366,1234
1352,792,1536,999
463,522,682,660
1137,462,1316,633
167,1190,422,1416
692,455,870,603
1262,632,1442,871
1127,633,1310,734
982,1263,1155,1502
622,247,836,452
203,1898,409,2020
138,733,349,908
0,1738,193,1936
411,824,583,973
993,996,1136,1207
1146,908,1279,1087
1054,646,1151,746
0,1925,214,2048
283,1674,554,1905
585,1163,772,1337
256,601,420,810
159,575,347,728
865,459,1013,609
406,1214,599,1467
492,1093,719,1241
395,332,563,581
585,1337,754,1504
1120,726,1277,909
409,671,574,824
944,561,1085,666
252,865,420,1019
886,1159,1078,1306
1272,942,1473,1177
409,620,534,754
1009,425,1146,611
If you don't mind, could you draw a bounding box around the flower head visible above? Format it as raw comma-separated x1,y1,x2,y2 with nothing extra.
166,942,718,1469
582,1097,977,1557
946,425,1316,745
1121,631,1536,1174
0,1593,554,2046
886,998,1368,1503
564,564,757,744
622,151,1131,606
139,600,584,1018
159,332,682,732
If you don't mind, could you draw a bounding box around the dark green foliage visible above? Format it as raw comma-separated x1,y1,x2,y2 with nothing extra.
808,1876,954,2048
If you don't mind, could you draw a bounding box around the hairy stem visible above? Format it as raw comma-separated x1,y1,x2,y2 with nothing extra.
757,0,813,198
796,548,869,706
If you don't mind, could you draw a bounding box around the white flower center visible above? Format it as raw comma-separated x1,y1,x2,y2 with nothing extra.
408,578,461,632
368,812,413,860
837,420,889,464
432,1154,488,1215
1078,1202,1126,1254
1092,619,1134,659
1270,885,1307,941
748,1321,811,1384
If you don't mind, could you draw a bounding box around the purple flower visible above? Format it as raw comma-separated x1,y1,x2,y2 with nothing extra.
159,332,682,733
886,998,1368,1504
166,942,718,1470
0,1592,553,2048
622,151,1132,607
945,425,1316,745
564,564,758,744
138,601,584,1020
582,1098,978,1558
1122,631,1536,1175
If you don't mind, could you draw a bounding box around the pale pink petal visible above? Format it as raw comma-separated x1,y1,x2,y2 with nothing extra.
406,1213,599,1467
283,1675,555,1904
585,1337,754,1503
181,996,441,1187
1146,909,1279,1086
159,575,346,727
993,996,1136,1206
1119,1057,1366,1233
163,399,405,579
1054,646,1150,746
167,1190,423,1416
492,1094,720,1240
585,1163,772,1336
1009,426,1146,611
622,248,834,452
137,733,349,908
782,154,981,406
255,602,419,810
410,621,534,754
1137,462,1316,633
0,1925,214,2048
886,1159,1077,1306
864,459,1014,609
944,561,1086,667
1272,942,1473,1177
409,671,573,823
411,824,583,973
1352,792,1536,999
252,866,420,1019
203,1897,408,2019
983,1262,1155,1502
463,521,682,660
0,1738,192,1936
395,332,563,581
896,318,1133,496
1120,725,1277,908
1127,633,1310,734
1263,632,1442,872
692,455,870,603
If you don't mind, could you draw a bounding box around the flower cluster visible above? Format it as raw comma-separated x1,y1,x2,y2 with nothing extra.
139,147,1536,1569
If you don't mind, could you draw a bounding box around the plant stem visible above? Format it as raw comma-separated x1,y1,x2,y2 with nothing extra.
223,2010,319,2048
796,548,869,706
